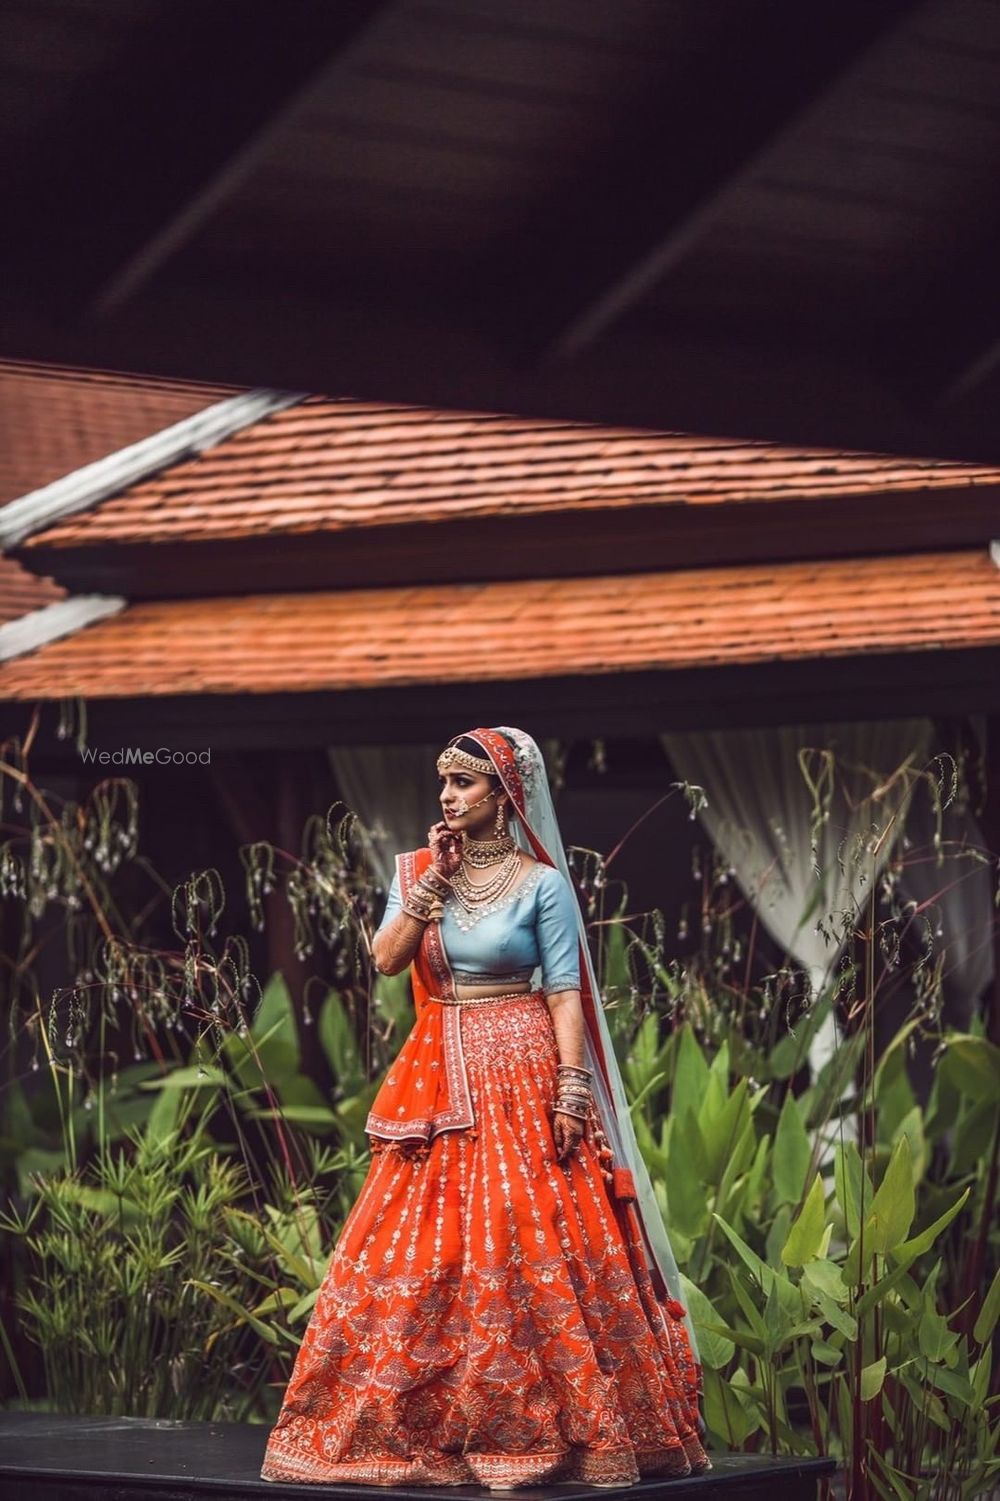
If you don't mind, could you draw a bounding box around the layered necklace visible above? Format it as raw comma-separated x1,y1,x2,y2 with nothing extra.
450,829,523,927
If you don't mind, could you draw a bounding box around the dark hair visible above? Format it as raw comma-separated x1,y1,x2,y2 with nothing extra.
448,734,500,787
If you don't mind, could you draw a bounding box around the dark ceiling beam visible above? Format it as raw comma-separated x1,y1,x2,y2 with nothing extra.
13,484,1000,600
3,0,391,318
528,0,921,362
901,224,1000,411
2,276,998,464
2,647,999,754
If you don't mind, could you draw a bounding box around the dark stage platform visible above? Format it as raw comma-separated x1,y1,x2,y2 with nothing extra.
0,1412,836,1501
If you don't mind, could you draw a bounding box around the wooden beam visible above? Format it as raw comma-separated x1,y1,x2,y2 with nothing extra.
525,0,920,362
3,0,391,316
3,647,999,755
2,276,998,464
13,484,1000,601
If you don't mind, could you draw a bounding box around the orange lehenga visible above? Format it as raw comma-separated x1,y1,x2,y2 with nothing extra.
261,845,710,1489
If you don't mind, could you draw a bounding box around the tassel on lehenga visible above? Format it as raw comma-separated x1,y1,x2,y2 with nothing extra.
261,995,710,1489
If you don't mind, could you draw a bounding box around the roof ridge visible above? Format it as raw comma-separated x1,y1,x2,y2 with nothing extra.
0,594,126,664
0,388,306,550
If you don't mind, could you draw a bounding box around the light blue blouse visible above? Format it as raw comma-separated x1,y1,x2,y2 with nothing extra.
375,860,581,995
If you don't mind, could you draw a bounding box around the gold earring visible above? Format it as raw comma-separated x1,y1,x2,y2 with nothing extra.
494,796,506,835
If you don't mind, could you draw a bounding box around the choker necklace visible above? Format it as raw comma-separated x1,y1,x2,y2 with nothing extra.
452,839,521,912
461,830,516,867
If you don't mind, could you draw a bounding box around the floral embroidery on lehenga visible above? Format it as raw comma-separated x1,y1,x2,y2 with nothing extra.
260,997,711,1488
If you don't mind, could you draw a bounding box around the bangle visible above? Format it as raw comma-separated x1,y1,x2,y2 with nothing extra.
557,1090,592,1106
419,868,453,895
554,1101,589,1120
401,902,431,923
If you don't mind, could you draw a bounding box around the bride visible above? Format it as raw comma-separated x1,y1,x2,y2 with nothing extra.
261,726,710,1488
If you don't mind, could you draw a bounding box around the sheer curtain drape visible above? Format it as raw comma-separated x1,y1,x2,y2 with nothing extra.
328,743,441,889
660,719,934,1086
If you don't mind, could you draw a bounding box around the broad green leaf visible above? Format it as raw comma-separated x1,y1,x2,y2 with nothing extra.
868,1135,915,1254
319,989,364,1092
697,1319,765,1358
894,1105,927,1184
972,1345,993,1404
889,1187,970,1266
940,1034,1000,1104
870,1016,922,1103
702,1367,758,1445
679,1274,734,1371
801,1257,850,1303
141,1065,227,1089
372,967,414,1035
248,1106,339,1129
773,1090,812,1204
814,1289,858,1340
919,1306,959,1363
275,1075,338,1134
951,1098,997,1176
624,1012,661,1096
672,1105,710,1186
671,1024,710,1128
727,1263,769,1337
708,1038,730,1088
835,1141,874,1239
810,1339,844,1367
714,1116,757,1222
700,1077,750,1186
665,1120,711,1239
856,1258,924,1319
289,1287,321,1324
744,1131,771,1212
861,1356,887,1400
876,1067,918,1151
924,1061,962,1139
249,971,300,1083
145,1081,183,1142
974,1266,1000,1346
765,1202,793,1271
712,1213,771,1290
929,1363,974,1404
781,1172,828,1266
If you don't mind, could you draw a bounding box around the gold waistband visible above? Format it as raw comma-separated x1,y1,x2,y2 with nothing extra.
430,988,545,1008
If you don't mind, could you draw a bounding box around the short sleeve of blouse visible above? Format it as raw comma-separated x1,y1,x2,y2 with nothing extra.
535,866,581,995
375,869,402,937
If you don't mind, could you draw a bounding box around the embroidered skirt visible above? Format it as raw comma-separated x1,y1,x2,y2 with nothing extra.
260,994,711,1488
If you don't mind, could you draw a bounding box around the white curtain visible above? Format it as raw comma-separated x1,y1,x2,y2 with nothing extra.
328,743,441,889
660,719,935,1105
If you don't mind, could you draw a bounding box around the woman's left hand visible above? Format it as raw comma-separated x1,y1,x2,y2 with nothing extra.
553,1109,585,1162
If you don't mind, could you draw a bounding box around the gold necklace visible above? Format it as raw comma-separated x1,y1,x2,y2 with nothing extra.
461,831,516,867
451,848,521,910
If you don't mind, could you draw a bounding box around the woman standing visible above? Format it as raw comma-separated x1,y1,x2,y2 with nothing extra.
261,726,710,1489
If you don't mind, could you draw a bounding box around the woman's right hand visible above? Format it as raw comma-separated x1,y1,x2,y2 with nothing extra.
427,820,463,878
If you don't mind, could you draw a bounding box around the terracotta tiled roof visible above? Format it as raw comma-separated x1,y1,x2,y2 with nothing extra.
0,554,66,625
0,360,239,507
0,549,997,700
22,398,1000,549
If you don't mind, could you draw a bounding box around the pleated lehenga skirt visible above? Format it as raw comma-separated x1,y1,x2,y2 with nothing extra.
260,993,711,1488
